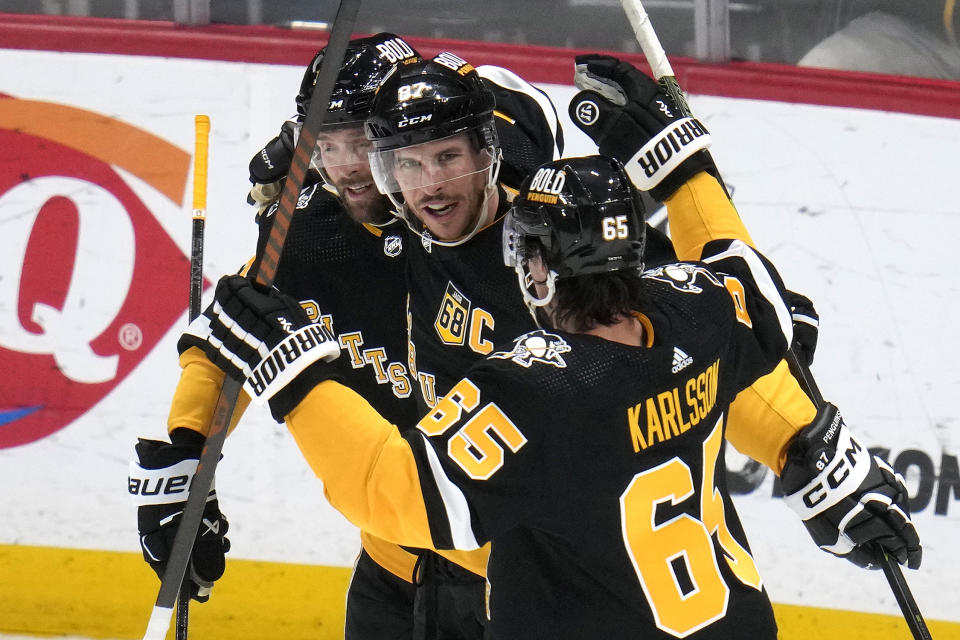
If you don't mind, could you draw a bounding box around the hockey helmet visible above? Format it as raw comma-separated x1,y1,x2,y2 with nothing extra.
504,155,646,308
365,53,502,244
296,32,421,125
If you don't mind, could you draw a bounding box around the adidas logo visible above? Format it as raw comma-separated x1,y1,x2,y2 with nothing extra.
671,346,693,373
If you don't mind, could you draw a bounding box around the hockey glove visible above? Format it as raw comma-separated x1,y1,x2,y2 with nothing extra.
786,289,819,366
246,120,300,220
568,54,718,201
202,275,341,421
781,402,922,570
129,428,230,602
248,119,299,186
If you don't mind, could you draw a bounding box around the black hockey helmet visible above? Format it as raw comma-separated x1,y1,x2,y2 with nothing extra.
504,155,646,308
365,52,503,245
296,32,421,125
365,52,498,152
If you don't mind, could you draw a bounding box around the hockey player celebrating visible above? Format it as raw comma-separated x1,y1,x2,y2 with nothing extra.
194,155,921,639
129,34,563,640
363,50,919,577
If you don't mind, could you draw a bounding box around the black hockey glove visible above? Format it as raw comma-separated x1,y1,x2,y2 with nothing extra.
781,403,922,570
248,119,298,186
202,275,341,421
568,54,719,201
129,428,230,602
786,289,819,366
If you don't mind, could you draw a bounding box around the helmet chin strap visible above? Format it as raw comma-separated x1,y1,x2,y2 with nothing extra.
516,265,558,328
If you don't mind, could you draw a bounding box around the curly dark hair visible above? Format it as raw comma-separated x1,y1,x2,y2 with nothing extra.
549,270,646,332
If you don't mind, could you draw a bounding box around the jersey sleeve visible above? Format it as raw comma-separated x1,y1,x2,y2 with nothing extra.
285,380,436,549
478,65,564,193
401,366,544,550
285,368,544,552
664,171,755,260
700,240,793,396
166,346,250,437
667,171,818,473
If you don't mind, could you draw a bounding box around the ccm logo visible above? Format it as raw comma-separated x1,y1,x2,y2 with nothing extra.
398,114,432,128
802,438,863,509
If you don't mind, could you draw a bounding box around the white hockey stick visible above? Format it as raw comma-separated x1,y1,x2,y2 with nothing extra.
619,0,692,117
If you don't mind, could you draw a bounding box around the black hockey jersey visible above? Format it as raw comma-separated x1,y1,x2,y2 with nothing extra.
286,238,793,638
405,239,791,638
405,194,677,410
180,183,419,428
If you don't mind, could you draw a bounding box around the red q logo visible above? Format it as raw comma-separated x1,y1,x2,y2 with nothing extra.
0,97,196,448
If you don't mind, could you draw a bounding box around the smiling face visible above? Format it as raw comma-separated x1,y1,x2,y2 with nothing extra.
315,124,393,224
390,133,496,242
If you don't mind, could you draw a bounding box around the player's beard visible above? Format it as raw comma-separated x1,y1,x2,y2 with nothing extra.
411,176,491,242
336,179,395,225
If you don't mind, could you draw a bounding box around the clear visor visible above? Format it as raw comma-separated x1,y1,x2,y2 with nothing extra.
310,123,373,175
369,133,497,196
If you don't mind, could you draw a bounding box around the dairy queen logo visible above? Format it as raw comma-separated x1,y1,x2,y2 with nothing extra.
0,97,198,448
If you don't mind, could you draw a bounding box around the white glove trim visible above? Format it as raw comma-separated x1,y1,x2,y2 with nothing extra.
623,116,711,191
129,458,215,507
783,421,873,519
242,323,340,405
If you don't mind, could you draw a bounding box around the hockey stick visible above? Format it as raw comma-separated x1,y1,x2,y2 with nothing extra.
139,3,361,639
783,354,933,640
173,112,211,640
619,2,932,638
189,115,210,322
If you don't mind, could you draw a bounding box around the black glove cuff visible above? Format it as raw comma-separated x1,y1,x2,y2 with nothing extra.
169,427,206,450
649,150,721,202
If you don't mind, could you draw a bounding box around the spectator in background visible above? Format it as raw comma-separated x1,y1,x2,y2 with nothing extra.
798,0,960,80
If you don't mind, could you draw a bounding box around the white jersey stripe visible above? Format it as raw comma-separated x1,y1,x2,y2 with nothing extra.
703,240,794,346
416,432,481,550
477,65,562,160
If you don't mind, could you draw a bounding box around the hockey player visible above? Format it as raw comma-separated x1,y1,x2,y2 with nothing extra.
365,52,808,481
130,33,429,637
194,155,921,639
129,34,564,640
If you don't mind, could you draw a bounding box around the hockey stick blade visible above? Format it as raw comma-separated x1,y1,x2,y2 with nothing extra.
139,2,361,638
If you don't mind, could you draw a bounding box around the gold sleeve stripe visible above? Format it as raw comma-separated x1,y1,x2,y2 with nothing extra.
286,381,435,549
238,256,256,277
167,346,250,436
665,171,755,260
